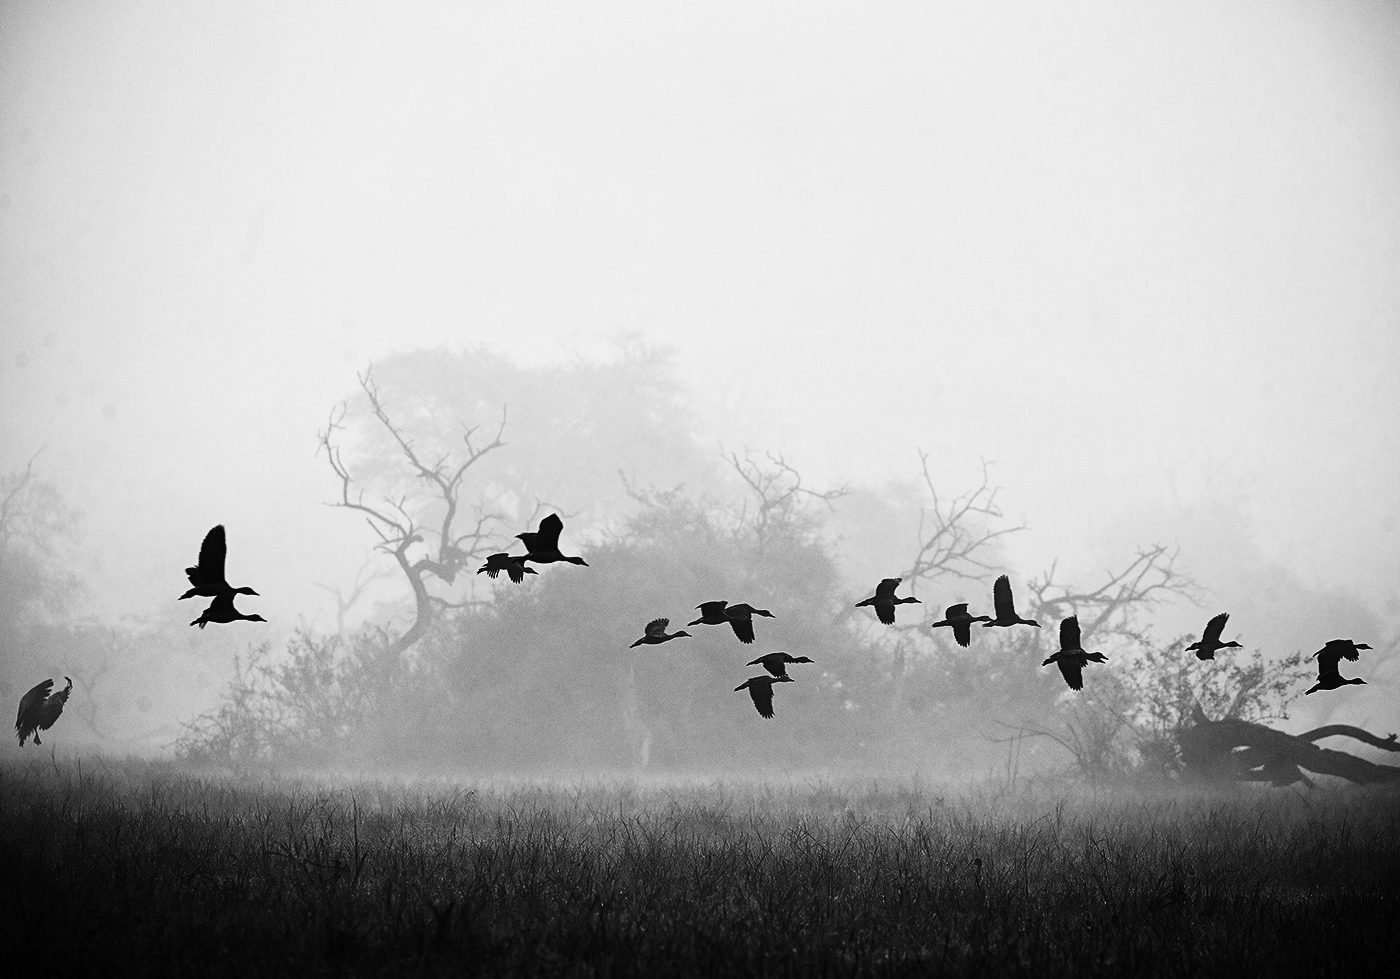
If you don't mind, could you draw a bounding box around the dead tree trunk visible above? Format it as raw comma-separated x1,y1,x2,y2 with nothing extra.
1179,708,1400,786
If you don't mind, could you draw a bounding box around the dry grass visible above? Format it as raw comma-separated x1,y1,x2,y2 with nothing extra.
2,757,1397,977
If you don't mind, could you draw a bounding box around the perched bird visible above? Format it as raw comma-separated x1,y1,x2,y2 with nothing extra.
1041,615,1107,691
1305,639,1371,695
15,677,71,746
984,575,1040,629
735,674,795,718
1185,613,1242,661
179,525,259,601
191,592,268,629
477,552,538,583
515,513,588,566
930,603,992,647
747,651,815,678
856,577,922,625
721,603,775,644
630,617,691,648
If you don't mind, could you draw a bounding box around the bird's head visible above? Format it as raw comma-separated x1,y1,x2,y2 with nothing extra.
755,609,775,618
1353,678,1369,685
247,614,268,623
1041,655,1057,666
675,629,692,638
1357,643,1373,650
236,587,259,596
792,656,814,664
687,617,703,627
566,556,589,566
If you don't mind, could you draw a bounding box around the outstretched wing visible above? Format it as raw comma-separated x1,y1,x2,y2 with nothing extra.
1314,646,1343,682
536,513,563,551
697,600,728,618
945,603,968,617
875,578,901,599
746,681,776,718
876,600,895,625
38,680,70,730
729,614,756,644
1056,657,1085,691
197,525,228,582
16,679,53,736
952,621,971,647
1319,639,1362,663
645,617,669,638
1059,615,1081,652
1202,612,1229,645
993,575,1015,619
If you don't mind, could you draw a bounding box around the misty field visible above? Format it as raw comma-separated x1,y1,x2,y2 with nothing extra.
2,759,1397,977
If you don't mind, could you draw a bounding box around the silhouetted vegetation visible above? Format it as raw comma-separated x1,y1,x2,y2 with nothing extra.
3,758,1398,978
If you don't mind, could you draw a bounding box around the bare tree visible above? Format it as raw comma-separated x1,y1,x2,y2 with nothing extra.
901,452,1025,594
728,450,847,549
318,368,510,658
1022,544,1199,644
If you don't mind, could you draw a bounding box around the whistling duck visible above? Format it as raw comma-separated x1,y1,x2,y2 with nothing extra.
735,674,794,718
746,651,814,678
477,552,538,583
1305,639,1371,694
630,617,691,648
15,677,71,746
191,593,268,629
179,525,259,601
930,603,992,647
856,577,922,625
984,575,1040,629
516,514,588,566
1185,613,1242,661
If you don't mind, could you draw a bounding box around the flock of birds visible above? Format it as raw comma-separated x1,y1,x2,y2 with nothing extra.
14,514,1376,743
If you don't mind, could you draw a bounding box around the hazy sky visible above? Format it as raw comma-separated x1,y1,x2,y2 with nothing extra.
2,0,1398,678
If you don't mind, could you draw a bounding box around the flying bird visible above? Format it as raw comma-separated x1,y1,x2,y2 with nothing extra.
515,513,588,566
856,577,922,625
1041,615,1107,691
179,525,259,601
984,575,1041,629
1305,639,1371,695
721,603,775,644
735,674,795,718
930,603,992,647
1185,613,1243,661
191,592,268,629
746,651,814,678
688,601,732,628
15,677,71,746
630,617,691,648
477,552,538,583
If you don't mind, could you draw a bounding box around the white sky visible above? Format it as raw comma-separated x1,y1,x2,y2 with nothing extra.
2,0,1398,667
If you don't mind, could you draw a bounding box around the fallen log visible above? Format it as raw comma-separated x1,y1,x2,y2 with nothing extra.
1179,709,1400,786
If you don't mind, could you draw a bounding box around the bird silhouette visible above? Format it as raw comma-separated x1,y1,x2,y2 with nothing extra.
15,677,71,746
630,617,691,648
930,603,992,647
984,575,1040,629
721,603,774,644
746,651,815,678
856,577,922,625
1041,616,1107,691
515,513,588,566
1305,639,1370,694
191,592,268,629
1185,613,1242,661
477,552,538,583
735,674,794,718
179,525,258,601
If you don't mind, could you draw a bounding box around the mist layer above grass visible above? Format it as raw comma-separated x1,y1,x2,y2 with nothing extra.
2,759,1397,977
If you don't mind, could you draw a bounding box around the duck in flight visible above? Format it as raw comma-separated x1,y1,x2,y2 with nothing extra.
930,603,992,647
984,575,1040,629
1305,639,1371,694
191,592,268,629
630,617,691,648
515,513,588,566
856,577,922,625
477,552,538,583
688,601,773,644
1185,613,1242,661
746,651,814,678
735,674,794,718
179,525,259,602
15,677,71,746
1041,615,1107,691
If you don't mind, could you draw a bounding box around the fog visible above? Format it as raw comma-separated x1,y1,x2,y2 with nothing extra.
2,1,1398,763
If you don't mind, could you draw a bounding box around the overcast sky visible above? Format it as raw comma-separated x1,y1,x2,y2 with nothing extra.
3,0,1398,712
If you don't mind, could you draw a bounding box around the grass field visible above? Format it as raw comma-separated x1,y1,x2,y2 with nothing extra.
2,757,1397,977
